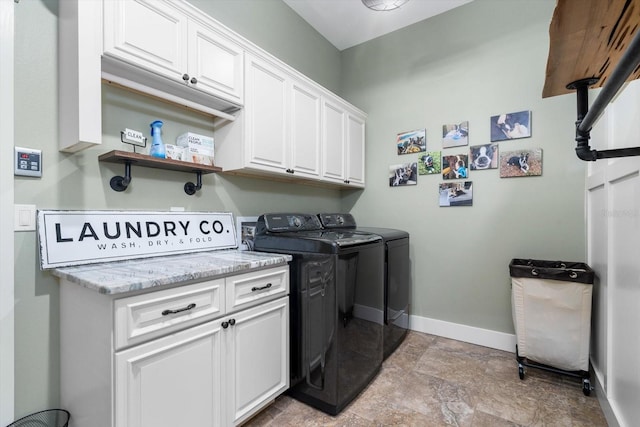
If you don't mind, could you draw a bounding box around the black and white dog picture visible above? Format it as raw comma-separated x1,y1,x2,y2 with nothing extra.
499,148,542,178
490,110,531,142
418,151,441,175
469,143,498,170
389,162,418,186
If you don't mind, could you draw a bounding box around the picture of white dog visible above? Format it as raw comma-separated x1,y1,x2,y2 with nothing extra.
490,110,531,142
469,143,498,170
499,148,542,178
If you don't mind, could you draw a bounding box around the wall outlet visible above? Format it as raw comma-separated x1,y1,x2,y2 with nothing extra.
14,204,36,232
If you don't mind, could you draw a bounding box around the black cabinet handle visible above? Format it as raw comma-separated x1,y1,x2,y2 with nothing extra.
162,303,196,316
182,73,190,82
190,77,198,84
251,283,273,292
229,318,236,326
221,321,229,329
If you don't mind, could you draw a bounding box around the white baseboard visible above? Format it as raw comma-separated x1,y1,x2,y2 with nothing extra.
591,366,621,427
409,314,516,353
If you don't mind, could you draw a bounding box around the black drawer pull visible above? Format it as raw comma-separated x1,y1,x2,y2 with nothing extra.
251,283,273,292
162,303,196,316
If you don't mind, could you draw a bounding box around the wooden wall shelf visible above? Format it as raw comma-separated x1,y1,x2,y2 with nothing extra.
99,150,222,195
543,0,640,98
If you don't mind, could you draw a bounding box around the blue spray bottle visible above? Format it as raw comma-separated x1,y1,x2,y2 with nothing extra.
149,120,166,159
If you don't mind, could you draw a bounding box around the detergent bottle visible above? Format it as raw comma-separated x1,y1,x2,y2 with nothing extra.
149,120,166,159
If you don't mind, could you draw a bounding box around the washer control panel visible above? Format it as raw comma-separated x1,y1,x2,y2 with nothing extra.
15,147,42,178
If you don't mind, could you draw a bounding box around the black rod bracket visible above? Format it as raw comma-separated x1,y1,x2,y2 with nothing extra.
568,77,640,161
566,28,640,162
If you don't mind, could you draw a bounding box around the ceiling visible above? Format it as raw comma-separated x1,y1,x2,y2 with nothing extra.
282,0,474,51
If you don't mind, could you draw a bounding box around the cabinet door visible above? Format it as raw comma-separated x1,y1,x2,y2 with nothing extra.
290,80,322,178
322,97,347,183
115,321,223,427
226,297,289,426
187,20,244,104
245,54,289,172
346,113,366,187
103,0,188,82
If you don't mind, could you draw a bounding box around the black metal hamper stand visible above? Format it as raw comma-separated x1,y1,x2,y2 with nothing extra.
509,259,595,396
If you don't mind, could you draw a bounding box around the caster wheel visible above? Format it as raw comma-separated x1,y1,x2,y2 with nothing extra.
518,364,525,380
582,379,591,396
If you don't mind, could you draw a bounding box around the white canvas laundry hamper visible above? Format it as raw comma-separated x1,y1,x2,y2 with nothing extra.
509,259,595,396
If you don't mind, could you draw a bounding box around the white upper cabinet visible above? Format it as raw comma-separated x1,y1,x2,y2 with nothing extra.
103,0,243,104
216,52,363,187
218,53,322,180
188,19,243,103
322,97,347,183
244,54,289,172
290,79,322,178
346,112,366,186
103,0,188,83
322,95,366,187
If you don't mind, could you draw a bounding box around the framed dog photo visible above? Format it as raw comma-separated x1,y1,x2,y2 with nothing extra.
236,216,258,250
417,151,441,175
442,154,469,180
469,143,498,170
439,181,473,207
442,121,469,148
490,110,531,141
499,148,542,178
389,162,418,186
396,128,426,155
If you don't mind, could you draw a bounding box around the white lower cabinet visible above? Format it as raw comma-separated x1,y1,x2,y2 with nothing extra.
226,297,289,425
115,321,224,427
115,296,288,427
60,265,289,427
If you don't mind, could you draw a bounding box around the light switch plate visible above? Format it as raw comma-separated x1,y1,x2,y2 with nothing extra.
14,204,36,231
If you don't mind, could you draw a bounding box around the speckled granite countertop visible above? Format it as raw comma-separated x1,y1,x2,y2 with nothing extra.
51,250,292,295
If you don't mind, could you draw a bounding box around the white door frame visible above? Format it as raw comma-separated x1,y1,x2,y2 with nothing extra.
0,0,15,424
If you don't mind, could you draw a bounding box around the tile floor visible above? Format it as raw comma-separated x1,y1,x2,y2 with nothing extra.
244,331,608,426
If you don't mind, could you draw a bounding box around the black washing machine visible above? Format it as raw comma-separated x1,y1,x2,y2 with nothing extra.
253,213,384,415
318,213,410,360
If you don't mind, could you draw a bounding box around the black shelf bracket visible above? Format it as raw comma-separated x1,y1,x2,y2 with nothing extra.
567,29,640,162
109,160,132,192
184,171,203,196
108,161,203,196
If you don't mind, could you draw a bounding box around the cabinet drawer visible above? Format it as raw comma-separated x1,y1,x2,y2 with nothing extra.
226,266,289,313
114,278,224,350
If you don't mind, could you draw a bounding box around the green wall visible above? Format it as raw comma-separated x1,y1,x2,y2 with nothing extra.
13,0,341,417
13,0,586,418
341,0,586,332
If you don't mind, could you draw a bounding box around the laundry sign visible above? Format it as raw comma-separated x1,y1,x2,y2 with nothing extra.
37,210,237,269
